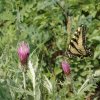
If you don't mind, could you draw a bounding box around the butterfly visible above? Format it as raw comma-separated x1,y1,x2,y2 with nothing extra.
67,24,91,57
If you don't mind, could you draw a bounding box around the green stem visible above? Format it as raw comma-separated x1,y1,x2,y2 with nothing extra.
22,71,26,89
66,16,71,47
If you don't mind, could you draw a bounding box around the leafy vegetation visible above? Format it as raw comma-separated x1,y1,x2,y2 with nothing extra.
0,0,100,100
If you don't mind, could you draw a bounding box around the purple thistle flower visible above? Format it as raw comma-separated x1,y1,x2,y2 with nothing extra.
18,41,30,66
61,61,71,76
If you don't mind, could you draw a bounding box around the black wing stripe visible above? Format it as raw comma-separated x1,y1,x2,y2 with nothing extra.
70,42,82,54
74,34,79,38
71,38,78,44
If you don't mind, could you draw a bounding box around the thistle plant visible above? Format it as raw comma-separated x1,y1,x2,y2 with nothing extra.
17,41,30,89
61,61,71,76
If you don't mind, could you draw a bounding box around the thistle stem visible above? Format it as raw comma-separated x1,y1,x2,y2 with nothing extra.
22,71,26,89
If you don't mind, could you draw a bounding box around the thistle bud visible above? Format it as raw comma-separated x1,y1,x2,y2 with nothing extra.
18,41,30,67
61,61,71,76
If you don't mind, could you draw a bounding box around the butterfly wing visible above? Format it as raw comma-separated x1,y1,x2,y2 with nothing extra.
67,25,88,57
77,25,87,56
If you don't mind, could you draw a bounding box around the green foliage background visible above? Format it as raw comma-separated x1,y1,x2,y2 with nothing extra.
0,0,100,100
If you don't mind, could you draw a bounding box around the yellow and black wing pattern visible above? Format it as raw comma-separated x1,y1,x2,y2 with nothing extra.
67,24,91,57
